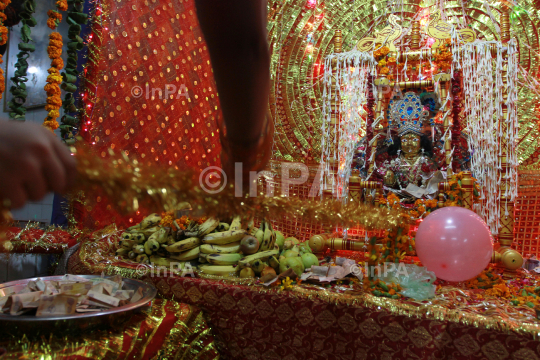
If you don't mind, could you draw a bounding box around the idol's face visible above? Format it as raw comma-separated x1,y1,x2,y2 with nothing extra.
401,133,421,156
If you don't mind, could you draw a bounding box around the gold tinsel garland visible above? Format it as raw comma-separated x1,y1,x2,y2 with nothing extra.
70,143,400,230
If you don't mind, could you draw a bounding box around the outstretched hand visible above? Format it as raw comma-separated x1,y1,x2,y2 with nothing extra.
0,121,76,209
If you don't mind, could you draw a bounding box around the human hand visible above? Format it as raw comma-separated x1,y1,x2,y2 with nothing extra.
0,121,77,209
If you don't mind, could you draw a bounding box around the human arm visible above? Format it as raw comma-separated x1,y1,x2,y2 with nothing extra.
0,121,76,209
194,0,272,179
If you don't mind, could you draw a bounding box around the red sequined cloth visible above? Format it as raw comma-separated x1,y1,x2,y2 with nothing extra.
78,0,222,230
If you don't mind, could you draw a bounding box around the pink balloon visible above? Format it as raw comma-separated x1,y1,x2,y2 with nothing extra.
416,207,493,282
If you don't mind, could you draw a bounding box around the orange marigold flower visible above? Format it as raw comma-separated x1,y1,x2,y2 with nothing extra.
44,83,61,95
0,0,10,12
46,95,63,108
0,26,7,46
51,57,64,70
47,17,57,30
47,46,62,59
49,39,63,49
48,109,60,119
50,32,62,41
43,120,59,131
47,74,63,84
56,0,68,11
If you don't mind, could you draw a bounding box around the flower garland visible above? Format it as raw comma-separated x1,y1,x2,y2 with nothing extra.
8,0,36,120
43,1,67,132
440,171,480,207
432,38,452,73
374,44,390,75
0,0,10,101
60,0,88,138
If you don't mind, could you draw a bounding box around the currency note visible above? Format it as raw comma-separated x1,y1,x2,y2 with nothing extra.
36,295,77,317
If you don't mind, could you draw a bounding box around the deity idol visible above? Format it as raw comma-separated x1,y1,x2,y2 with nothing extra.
378,92,439,198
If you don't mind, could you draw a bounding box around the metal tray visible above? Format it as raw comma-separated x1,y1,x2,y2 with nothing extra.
0,275,157,337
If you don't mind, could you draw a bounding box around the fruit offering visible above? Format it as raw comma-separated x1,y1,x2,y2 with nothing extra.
117,213,319,279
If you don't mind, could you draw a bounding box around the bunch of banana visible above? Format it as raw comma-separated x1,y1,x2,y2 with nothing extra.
196,217,251,276
254,220,276,251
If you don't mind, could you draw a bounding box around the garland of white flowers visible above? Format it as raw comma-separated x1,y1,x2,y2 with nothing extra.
321,51,376,200
452,39,518,234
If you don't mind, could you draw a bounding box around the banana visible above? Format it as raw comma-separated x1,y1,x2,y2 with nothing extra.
128,251,137,259
135,226,161,238
130,232,146,243
254,225,264,243
238,249,279,267
246,218,255,232
200,242,241,254
217,222,230,232
229,216,241,230
166,237,200,252
167,236,176,246
115,248,129,256
144,239,160,255
198,265,237,276
136,254,150,264
260,221,276,251
250,259,267,274
198,218,220,237
121,232,133,240
202,230,246,245
206,253,242,265
150,255,174,267
268,255,280,270
148,227,168,244
199,253,208,263
120,240,136,250
169,247,200,261
133,244,145,254
128,213,162,231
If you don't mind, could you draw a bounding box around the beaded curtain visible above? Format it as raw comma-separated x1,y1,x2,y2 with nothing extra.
79,0,222,229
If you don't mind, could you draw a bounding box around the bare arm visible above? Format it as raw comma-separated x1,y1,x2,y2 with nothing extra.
195,0,272,177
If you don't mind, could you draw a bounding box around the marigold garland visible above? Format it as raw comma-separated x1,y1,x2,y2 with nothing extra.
0,0,10,101
43,30,64,132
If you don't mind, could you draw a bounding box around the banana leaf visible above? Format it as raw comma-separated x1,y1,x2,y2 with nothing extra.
67,41,84,51
62,115,78,126
68,24,82,36
18,43,35,52
62,72,77,84
61,83,78,92
20,25,31,42
65,68,79,77
25,16,37,27
68,12,88,25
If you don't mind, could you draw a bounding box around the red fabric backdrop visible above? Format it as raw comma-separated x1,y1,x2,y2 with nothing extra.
78,0,222,229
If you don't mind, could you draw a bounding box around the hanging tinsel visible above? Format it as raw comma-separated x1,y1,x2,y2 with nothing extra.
453,40,519,234
321,51,376,199
60,0,88,138
0,0,10,101
450,70,463,172
43,1,67,132
8,0,36,120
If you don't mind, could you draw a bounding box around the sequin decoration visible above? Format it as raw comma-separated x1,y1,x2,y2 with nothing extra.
80,0,222,229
